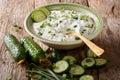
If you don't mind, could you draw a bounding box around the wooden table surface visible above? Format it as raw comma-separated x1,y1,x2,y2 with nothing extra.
0,0,120,80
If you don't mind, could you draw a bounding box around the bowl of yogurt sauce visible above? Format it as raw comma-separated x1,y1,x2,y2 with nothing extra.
24,3,103,49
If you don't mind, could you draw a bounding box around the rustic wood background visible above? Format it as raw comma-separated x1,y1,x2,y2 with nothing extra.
0,0,120,80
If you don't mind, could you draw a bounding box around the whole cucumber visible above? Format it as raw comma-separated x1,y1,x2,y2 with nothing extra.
21,37,45,63
4,34,26,62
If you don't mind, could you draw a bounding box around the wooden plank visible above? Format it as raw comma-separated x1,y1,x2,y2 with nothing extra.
0,0,34,80
88,0,120,80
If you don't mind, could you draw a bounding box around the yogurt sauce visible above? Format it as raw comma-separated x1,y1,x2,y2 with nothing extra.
33,9,95,42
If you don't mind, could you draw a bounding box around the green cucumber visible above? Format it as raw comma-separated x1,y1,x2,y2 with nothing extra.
87,49,97,58
53,60,69,73
31,10,46,22
63,56,76,65
79,75,94,80
95,58,107,67
50,49,63,63
4,34,26,62
69,65,85,76
39,7,50,17
21,37,45,63
81,57,95,68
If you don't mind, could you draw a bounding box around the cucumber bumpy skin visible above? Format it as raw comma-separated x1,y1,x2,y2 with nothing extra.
21,37,45,63
4,34,26,62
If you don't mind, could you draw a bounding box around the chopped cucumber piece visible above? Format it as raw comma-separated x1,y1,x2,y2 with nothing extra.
53,60,69,73
79,75,94,80
69,65,85,76
63,56,76,65
39,7,50,17
95,58,107,67
31,10,46,22
81,57,95,68
87,49,97,58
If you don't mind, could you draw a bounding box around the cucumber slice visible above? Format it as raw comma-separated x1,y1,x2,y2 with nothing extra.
63,56,76,65
31,10,46,22
87,49,97,58
95,58,107,67
81,57,95,68
79,75,94,80
69,65,85,76
53,60,69,73
39,7,50,17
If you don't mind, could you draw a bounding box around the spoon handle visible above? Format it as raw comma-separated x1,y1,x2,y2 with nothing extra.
75,33,104,56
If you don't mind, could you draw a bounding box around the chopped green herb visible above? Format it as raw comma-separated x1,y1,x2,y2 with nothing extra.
73,25,77,28
50,15,57,19
81,29,86,34
59,20,62,23
75,37,80,40
83,29,86,31
61,15,69,18
61,38,65,42
48,31,52,33
56,23,58,26
59,30,63,33
51,34,55,36
86,24,94,28
71,14,78,20
71,10,76,14
80,15,89,21
40,22,52,28
60,8,65,12
40,23,45,28
13,24,22,32
66,28,71,31
47,22,52,27
38,32,43,36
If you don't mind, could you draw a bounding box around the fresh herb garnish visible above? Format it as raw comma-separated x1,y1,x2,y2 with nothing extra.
66,28,71,31
59,20,62,23
40,23,45,28
48,31,52,33
51,33,55,36
86,24,94,28
81,29,86,34
70,14,78,20
13,24,22,32
27,63,61,80
61,15,69,18
60,8,65,12
73,25,77,28
75,37,80,40
80,15,89,21
40,22,52,28
38,32,43,36
50,15,57,19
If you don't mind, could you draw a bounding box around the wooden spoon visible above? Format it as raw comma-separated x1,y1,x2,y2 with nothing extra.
66,32,104,56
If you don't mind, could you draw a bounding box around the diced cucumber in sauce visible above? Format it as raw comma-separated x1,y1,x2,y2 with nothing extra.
81,57,95,68
69,65,85,76
95,58,107,67
53,60,69,73
79,75,94,80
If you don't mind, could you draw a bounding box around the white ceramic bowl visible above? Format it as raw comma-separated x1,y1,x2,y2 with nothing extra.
24,3,103,49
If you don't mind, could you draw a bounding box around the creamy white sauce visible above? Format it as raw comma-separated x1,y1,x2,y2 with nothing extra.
33,9,95,42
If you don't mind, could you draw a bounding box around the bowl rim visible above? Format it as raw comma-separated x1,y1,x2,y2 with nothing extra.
24,3,103,45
